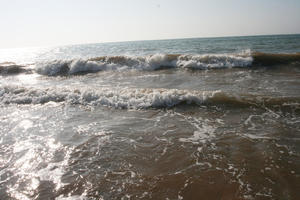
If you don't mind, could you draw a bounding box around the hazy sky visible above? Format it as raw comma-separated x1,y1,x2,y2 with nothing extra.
1,0,300,48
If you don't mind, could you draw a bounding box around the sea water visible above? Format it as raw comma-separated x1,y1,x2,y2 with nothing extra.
0,34,300,199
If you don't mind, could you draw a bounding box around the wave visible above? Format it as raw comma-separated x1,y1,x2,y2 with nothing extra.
0,86,215,109
252,52,300,66
34,53,253,76
1,86,299,109
0,63,30,75
2,52,300,76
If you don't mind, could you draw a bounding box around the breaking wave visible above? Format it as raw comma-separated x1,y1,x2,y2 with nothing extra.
35,53,253,76
2,52,300,76
1,86,299,109
0,63,30,75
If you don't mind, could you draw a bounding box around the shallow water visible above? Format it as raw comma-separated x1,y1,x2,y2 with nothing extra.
0,35,300,200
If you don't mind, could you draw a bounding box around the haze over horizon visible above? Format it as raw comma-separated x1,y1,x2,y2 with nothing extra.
1,0,300,49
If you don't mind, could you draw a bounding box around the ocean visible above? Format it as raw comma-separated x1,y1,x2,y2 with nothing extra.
0,34,300,200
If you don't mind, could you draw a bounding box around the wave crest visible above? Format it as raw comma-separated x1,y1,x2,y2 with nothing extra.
34,53,253,76
253,52,300,66
0,64,29,75
1,86,299,109
3,52,300,76
0,86,217,109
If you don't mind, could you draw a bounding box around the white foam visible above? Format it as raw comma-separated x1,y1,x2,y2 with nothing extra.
144,54,177,69
56,193,89,200
179,120,216,144
7,136,70,200
35,60,69,76
68,59,107,74
177,54,253,69
243,134,271,140
178,114,218,145
35,59,120,75
0,86,221,109
34,53,253,76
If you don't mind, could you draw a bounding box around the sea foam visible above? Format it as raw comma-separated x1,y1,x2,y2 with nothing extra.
34,53,253,76
0,86,219,109
1,85,299,109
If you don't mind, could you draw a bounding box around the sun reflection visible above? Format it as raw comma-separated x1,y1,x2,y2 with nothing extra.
7,131,71,199
18,119,33,131
17,74,40,85
0,46,45,64
29,177,40,190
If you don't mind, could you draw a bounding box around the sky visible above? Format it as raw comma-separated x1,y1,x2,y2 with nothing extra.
1,0,300,48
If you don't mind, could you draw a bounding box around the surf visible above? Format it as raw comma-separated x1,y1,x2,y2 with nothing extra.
1,51,300,77
1,85,299,110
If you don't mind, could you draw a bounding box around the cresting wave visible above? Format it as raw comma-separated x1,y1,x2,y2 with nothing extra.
35,53,253,75
1,52,300,76
0,62,29,75
0,86,216,109
1,86,299,109
252,52,300,66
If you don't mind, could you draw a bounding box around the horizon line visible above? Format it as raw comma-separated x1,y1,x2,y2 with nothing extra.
1,32,300,50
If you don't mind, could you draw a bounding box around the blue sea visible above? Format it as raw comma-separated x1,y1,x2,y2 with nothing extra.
0,34,300,200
